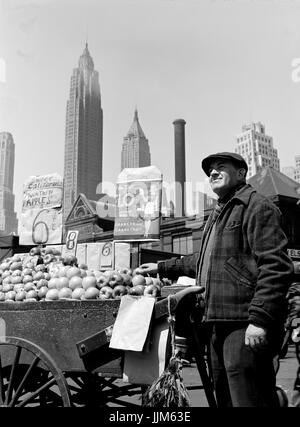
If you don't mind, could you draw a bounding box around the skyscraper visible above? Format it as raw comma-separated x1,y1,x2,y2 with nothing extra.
282,155,300,183
235,122,280,178
0,132,18,234
63,43,103,220
121,109,151,170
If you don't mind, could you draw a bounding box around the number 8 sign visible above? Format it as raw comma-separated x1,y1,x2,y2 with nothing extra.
65,230,79,255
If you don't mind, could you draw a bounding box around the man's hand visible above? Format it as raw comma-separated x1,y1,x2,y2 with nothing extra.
245,324,267,349
135,263,158,277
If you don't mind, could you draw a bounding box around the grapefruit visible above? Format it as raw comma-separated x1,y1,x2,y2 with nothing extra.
82,276,97,290
69,276,83,290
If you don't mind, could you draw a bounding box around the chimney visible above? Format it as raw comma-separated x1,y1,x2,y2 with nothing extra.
173,119,186,217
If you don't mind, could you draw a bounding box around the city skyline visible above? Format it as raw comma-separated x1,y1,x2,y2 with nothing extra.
1,0,300,231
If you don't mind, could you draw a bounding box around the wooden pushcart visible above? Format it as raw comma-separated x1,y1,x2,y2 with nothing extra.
0,287,216,407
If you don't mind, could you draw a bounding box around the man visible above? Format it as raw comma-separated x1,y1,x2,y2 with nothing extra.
138,152,294,407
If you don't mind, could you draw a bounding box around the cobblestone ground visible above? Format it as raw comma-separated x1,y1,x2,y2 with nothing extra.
110,344,298,407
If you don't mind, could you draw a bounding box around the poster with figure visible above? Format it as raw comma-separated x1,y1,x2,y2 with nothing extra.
114,166,162,241
19,173,63,245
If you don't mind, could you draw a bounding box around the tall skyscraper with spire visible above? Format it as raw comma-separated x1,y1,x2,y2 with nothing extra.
63,43,103,220
0,132,18,234
121,109,151,170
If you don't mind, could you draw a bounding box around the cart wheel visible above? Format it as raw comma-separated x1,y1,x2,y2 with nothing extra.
0,336,71,407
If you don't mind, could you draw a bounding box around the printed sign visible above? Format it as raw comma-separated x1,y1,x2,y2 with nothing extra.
114,166,162,241
19,173,63,245
288,248,300,259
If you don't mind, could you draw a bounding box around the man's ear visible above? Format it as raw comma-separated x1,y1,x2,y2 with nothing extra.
237,168,247,180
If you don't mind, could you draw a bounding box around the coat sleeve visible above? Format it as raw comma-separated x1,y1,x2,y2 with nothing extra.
157,252,199,281
246,201,294,329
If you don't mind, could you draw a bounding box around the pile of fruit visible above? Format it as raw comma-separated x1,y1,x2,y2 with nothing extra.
0,246,165,302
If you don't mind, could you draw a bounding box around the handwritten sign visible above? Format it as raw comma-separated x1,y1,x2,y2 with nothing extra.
19,173,63,245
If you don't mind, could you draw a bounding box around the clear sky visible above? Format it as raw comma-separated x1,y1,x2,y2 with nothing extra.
1,0,300,228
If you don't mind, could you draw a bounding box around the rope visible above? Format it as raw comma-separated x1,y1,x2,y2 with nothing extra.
167,295,176,359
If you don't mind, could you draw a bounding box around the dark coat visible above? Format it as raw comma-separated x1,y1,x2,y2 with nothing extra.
158,184,294,330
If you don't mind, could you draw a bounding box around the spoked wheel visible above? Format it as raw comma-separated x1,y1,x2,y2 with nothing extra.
0,337,71,407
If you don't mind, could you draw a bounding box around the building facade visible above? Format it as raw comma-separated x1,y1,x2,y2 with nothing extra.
63,43,103,221
0,132,18,234
235,122,280,178
282,155,300,183
121,109,151,170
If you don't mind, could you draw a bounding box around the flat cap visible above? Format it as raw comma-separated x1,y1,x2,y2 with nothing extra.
202,152,248,176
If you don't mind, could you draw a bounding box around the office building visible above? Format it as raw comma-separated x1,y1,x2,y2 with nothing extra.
63,43,103,220
235,122,280,178
0,132,18,234
282,155,300,183
121,109,151,170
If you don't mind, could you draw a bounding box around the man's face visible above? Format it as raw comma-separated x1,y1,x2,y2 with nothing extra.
208,160,244,198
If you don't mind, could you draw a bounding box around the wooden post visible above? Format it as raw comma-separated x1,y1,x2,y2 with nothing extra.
130,242,140,270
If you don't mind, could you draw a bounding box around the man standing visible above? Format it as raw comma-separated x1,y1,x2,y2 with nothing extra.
138,152,293,407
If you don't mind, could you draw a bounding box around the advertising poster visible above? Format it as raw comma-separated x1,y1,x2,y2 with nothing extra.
114,166,162,242
19,173,63,245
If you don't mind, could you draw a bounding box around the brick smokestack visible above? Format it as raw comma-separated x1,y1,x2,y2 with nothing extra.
173,119,186,217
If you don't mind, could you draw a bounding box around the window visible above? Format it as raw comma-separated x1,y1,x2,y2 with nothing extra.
172,234,193,255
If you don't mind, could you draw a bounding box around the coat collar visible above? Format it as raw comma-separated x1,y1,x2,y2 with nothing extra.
231,184,256,206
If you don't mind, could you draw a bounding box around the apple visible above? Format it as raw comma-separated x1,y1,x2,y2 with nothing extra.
35,264,47,272
5,291,16,301
44,254,55,264
63,255,78,266
33,271,45,281
15,290,26,301
118,267,132,276
99,286,114,299
144,284,161,298
78,263,88,270
24,283,35,292
96,275,109,289
0,292,5,301
131,274,146,287
11,276,23,285
108,273,124,288
26,290,38,299
30,247,41,256
11,269,22,277
3,276,12,285
120,273,132,286
2,284,13,293
38,286,48,299
113,285,127,299
128,285,145,296
36,279,48,289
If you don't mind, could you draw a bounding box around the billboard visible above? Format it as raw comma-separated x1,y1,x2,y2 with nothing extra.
19,173,63,245
114,166,162,241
